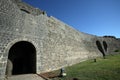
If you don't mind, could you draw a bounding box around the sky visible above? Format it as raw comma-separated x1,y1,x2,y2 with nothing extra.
22,0,120,38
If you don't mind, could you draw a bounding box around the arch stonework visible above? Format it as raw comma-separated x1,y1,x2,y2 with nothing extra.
4,39,39,76
6,41,36,76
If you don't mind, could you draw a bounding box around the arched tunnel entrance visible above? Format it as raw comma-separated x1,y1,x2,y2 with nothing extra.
96,40,105,58
6,41,36,76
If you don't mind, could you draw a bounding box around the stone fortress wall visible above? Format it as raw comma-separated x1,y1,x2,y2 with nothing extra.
0,0,120,79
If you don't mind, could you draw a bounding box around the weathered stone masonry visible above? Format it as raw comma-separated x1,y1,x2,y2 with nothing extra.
0,0,120,79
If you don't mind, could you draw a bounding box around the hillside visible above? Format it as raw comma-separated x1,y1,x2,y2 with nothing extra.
53,53,120,80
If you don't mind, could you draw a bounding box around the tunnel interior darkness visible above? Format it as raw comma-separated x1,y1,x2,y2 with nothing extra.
103,41,108,52
96,40,105,57
7,41,36,75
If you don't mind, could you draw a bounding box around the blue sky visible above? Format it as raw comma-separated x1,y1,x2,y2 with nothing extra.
22,0,120,38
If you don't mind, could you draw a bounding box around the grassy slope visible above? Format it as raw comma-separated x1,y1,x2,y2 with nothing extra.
55,54,120,80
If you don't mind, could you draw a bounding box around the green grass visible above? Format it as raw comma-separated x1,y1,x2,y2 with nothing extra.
53,54,120,80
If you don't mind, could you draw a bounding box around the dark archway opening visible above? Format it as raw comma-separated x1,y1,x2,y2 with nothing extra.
7,41,36,75
103,41,108,52
96,40,105,58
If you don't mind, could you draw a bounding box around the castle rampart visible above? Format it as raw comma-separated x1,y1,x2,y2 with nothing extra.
0,0,120,80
